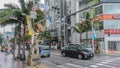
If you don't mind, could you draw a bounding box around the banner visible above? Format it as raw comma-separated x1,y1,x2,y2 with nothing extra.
26,15,34,36
92,29,97,40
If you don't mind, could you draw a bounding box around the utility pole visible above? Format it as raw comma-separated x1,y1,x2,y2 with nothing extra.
63,0,66,46
90,6,95,54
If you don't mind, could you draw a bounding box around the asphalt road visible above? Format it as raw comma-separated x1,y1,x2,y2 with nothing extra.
41,51,120,68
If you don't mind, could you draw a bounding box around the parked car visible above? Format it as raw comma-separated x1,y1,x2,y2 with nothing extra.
61,45,94,59
68,44,92,51
39,45,50,57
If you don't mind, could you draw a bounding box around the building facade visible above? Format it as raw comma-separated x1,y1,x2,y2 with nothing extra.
44,0,70,49
70,0,120,54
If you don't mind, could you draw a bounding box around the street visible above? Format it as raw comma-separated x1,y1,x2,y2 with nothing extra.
41,50,120,68
0,50,120,68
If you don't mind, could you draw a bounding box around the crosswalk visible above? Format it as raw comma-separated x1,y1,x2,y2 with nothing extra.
56,58,120,68
57,63,87,68
43,51,120,68
56,62,119,68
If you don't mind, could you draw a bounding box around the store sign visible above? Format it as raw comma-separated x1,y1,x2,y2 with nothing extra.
104,29,120,34
112,15,120,20
30,11,37,19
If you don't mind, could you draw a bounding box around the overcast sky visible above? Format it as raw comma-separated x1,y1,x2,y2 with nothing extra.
0,0,44,34
0,0,20,33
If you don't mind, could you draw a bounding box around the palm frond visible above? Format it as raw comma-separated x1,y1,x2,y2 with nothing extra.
4,3,19,9
0,19,18,27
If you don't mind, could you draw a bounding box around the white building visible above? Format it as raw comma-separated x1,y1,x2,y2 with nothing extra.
70,0,120,54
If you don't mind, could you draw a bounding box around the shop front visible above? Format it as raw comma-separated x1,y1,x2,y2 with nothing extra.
99,14,120,54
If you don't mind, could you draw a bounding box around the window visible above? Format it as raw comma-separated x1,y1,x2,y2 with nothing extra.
103,4,120,14
94,5,103,15
71,47,77,50
102,0,120,2
65,47,71,50
94,21,103,30
104,20,120,29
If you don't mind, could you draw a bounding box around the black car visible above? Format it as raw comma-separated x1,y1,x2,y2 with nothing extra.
61,45,94,59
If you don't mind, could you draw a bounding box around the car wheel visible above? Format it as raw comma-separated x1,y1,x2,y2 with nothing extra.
48,55,50,57
62,52,66,57
78,54,82,59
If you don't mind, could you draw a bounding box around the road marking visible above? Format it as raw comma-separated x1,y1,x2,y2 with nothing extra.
57,65,70,68
51,52,61,56
90,65,98,68
105,57,120,63
101,62,108,64
102,62,118,66
42,60,55,65
89,57,120,68
97,63,117,68
66,63,86,68
96,63,103,65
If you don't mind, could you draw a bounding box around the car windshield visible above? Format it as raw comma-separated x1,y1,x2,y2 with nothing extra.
77,44,91,50
40,45,50,50
80,44,91,48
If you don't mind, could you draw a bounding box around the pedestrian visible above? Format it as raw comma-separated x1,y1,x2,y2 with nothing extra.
5,46,8,54
96,43,100,55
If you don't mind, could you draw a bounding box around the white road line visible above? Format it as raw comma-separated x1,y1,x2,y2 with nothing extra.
105,57,120,63
101,62,108,64
96,63,103,65
57,65,70,68
102,62,118,66
90,65,98,68
96,63,117,68
66,63,86,68
89,57,120,68
51,53,61,56
42,60,55,65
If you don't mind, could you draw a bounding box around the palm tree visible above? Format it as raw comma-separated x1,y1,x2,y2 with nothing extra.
73,23,85,43
0,4,23,59
81,12,91,45
0,0,45,62
0,33,3,46
38,31,51,44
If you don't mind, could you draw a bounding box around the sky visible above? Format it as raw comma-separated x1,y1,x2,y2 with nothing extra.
0,0,44,34
0,0,20,33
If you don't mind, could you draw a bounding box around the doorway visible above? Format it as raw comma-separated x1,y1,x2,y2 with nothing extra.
108,41,120,51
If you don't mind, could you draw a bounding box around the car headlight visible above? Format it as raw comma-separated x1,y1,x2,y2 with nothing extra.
82,52,88,54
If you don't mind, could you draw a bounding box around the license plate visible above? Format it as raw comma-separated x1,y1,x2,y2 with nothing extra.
45,54,48,56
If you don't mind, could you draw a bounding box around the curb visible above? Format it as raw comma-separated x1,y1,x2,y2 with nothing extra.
25,65,48,68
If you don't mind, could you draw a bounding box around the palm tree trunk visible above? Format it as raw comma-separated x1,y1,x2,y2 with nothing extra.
86,31,88,45
80,33,82,43
13,24,16,59
17,23,21,59
21,24,26,61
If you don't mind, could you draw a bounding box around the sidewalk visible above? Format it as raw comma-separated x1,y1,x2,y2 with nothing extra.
0,52,48,68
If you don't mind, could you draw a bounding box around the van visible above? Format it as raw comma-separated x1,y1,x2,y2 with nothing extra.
39,45,50,57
